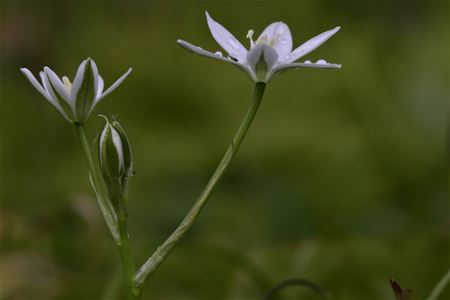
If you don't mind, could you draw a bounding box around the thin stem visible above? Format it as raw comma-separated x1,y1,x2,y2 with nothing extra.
75,123,103,196
427,268,450,300
75,124,140,300
134,82,266,286
117,197,141,300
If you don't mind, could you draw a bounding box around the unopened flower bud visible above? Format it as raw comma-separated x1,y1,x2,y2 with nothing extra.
98,116,133,195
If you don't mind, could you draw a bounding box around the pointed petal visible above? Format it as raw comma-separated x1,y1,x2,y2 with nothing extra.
70,59,88,101
177,39,256,81
205,11,247,63
40,71,58,102
284,26,340,64
20,68,51,99
86,59,100,114
73,59,98,121
90,59,100,99
44,67,72,107
40,71,74,121
257,22,292,60
281,61,342,69
96,68,132,103
177,39,241,65
96,75,104,99
267,60,342,81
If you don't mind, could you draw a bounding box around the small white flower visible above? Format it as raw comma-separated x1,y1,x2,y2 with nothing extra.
177,12,341,82
21,58,132,123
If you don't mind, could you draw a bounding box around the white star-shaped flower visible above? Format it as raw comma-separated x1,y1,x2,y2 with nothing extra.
177,12,341,82
21,58,132,123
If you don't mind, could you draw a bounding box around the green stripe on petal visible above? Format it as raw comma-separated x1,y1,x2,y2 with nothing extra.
74,59,97,122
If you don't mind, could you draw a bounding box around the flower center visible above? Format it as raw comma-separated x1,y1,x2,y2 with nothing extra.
62,76,72,93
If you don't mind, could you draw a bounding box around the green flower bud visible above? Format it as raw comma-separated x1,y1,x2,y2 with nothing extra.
98,116,133,196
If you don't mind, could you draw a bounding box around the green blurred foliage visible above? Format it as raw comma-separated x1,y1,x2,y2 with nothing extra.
1,1,449,300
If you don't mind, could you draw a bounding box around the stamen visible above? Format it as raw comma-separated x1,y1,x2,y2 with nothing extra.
246,29,255,48
62,76,72,93
246,29,254,40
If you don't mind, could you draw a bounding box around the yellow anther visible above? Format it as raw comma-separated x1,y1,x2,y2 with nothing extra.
246,29,254,40
62,76,72,93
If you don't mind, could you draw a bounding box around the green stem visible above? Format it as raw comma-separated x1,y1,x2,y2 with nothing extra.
427,268,450,300
117,197,141,300
75,124,140,300
75,123,104,197
134,82,266,286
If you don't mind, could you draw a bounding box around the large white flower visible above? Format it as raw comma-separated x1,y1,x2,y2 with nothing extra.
177,12,341,82
21,58,132,123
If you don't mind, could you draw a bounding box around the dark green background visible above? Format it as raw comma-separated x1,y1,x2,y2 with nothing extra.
1,1,449,299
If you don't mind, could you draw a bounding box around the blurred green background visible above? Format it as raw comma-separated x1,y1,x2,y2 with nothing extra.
1,1,449,299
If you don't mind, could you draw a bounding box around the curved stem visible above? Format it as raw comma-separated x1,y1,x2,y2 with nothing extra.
427,268,450,300
134,82,266,286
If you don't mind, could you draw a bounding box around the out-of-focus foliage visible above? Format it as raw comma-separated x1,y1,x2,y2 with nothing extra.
1,1,448,300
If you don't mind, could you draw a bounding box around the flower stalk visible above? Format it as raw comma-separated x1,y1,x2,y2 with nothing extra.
117,195,141,300
426,268,450,300
75,123,140,299
20,13,342,297
134,82,266,286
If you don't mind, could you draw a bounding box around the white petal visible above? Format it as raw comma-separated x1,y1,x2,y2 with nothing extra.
111,127,124,172
90,59,100,99
177,39,255,81
262,45,278,70
40,71,73,121
293,61,342,68
99,121,109,163
40,71,55,99
205,11,247,63
97,75,104,99
96,68,132,103
257,22,292,60
284,26,340,64
41,71,63,106
70,59,88,101
20,68,50,99
246,44,278,71
178,39,241,65
44,67,72,106
267,61,342,81
39,71,49,93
